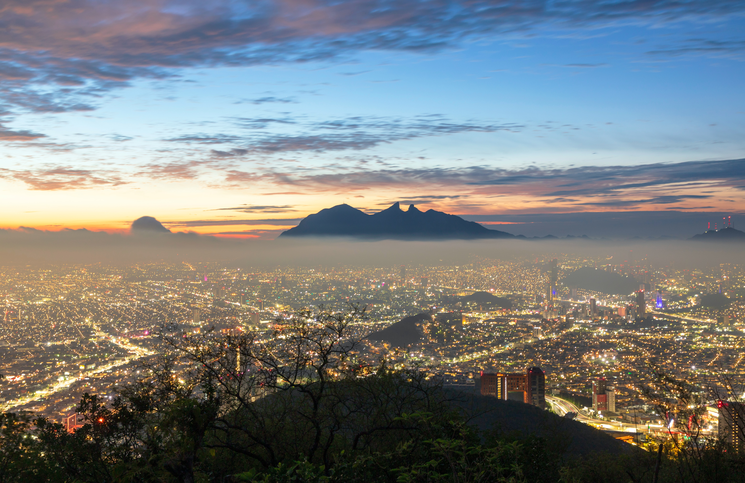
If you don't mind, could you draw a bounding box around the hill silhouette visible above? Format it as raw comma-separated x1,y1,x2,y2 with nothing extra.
563,267,639,295
700,293,731,309
449,391,630,456
279,203,514,240
366,313,430,347
459,291,513,309
690,226,745,241
130,216,171,233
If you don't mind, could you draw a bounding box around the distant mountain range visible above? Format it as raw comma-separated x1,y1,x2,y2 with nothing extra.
279,203,514,240
690,226,745,241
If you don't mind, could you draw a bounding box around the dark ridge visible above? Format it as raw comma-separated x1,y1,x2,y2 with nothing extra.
690,226,745,241
279,203,514,240
460,291,513,309
448,391,631,456
366,313,431,348
700,293,731,309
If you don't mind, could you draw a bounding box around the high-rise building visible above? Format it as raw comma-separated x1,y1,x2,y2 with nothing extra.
479,372,506,399
592,378,615,413
192,308,201,324
590,298,597,317
506,373,530,404
546,259,558,308
635,290,646,317
527,367,546,409
719,401,745,453
481,368,546,409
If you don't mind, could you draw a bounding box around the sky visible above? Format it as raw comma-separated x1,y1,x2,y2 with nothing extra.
0,0,743,239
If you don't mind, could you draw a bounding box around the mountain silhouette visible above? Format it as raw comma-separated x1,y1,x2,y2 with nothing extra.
279,203,514,240
131,216,171,234
690,226,745,241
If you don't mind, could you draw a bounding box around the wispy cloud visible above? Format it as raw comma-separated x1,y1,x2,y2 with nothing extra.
210,205,297,213
0,165,127,190
169,115,521,154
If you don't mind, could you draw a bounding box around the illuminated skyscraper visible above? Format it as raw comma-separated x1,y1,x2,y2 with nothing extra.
592,378,615,413
479,372,506,399
479,368,546,409
719,401,745,453
503,373,527,403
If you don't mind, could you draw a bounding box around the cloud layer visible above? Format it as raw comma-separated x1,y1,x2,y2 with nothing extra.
0,0,741,121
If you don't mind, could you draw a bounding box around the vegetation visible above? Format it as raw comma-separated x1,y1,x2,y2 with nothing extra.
1,306,745,482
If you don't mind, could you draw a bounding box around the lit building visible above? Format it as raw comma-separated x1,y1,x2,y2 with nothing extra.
479,372,506,399
64,413,82,433
719,401,745,453
480,369,545,409
506,373,530,403
592,378,615,413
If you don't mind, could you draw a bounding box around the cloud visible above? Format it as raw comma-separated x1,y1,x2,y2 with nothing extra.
0,123,45,141
238,96,297,105
171,115,521,154
578,194,711,208
210,148,249,157
137,160,207,181
165,134,243,144
210,205,297,213
646,39,745,59
165,218,302,227
212,159,745,214
0,0,739,121
0,165,126,190
233,117,297,129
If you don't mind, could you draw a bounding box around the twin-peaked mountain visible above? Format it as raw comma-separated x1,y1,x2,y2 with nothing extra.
279,203,514,240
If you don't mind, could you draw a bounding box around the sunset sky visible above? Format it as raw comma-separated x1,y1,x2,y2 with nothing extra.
0,0,743,239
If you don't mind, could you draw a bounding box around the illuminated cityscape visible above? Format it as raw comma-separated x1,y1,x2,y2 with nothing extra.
1,253,742,443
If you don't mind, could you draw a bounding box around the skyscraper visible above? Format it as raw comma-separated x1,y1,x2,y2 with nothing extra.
479,372,506,399
546,259,558,308
592,378,615,413
719,401,745,453
527,367,546,409
506,373,530,403
479,368,546,409
635,290,646,317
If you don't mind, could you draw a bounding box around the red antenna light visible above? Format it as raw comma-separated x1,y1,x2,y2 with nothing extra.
729,216,732,227
708,222,711,230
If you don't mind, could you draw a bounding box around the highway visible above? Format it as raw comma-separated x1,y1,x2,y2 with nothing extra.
547,395,660,434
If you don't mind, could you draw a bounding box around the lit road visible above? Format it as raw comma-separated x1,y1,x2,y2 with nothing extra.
1,321,155,412
548,396,655,434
